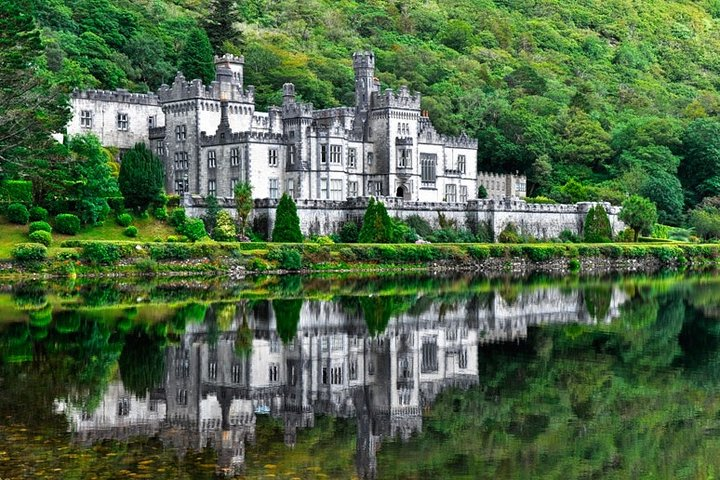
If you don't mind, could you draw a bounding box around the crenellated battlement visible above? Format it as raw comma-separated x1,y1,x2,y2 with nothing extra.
72,88,160,106
157,73,254,103
313,107,355,119
444,132,478,149
214,53,244,65
200,130,284,146
372,86,421,110
282,102,314,118
353,50,375,69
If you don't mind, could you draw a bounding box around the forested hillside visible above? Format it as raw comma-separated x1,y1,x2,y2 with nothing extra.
6,0,720,229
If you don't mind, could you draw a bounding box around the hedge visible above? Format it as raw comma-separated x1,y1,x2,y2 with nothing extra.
12,243,48,262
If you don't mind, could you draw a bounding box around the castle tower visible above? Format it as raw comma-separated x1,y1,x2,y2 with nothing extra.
353,51,377,112
214,54,244,88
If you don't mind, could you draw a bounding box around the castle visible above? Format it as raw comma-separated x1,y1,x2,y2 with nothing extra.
68,51,479,203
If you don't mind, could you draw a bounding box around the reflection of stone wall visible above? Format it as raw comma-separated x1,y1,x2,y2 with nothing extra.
55,285,628,477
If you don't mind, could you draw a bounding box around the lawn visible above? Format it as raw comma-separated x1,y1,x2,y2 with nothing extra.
0,215,176,260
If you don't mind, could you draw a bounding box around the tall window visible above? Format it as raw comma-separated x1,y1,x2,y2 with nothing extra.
117,113,128,131
230,148,240,166
420,153,437,185
460,185,468,203
175,125,187,141
176,389,188,406
458,155,466,174
367,152,373,166
269,363,279,383
80,110,93,128
373,181,382,196
208,361,217,380
268,148,278,167
174,152,189,170
348,148,357,168
421,337,438,373
445,184,457,203
397,148,412,168
148,116,156,128
287,178,295,198
269,178,279,199
320,178,328,199
207,150,216,169
459,348,468,369
155,140,165,157
349,356,358,381
230,178,239,197
288,145,295,165
348,180,358,198
208,179,216,196
330,145,342,164
117,398,130,416
320,144,328,164
330,179,342,200
232,364,242,383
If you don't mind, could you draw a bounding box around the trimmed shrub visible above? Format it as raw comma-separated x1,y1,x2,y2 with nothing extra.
339,221,359,243
152,206,168,220
583,205,612,243
358,198,394,243
168,208,187,228
523,245,559,262
54,214,81,235
29,221,52,234
7,203,29,224
468,245,490,260
12,243,47,262
28,230,52,247
272,193,303,242
82,242,121,265
498,223,521,243
181,218,208,242
124,226,138,238
116,213,133,227
29,206,49,222
212,210,237,242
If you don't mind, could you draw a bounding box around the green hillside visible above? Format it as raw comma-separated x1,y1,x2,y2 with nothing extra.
5,0,720,231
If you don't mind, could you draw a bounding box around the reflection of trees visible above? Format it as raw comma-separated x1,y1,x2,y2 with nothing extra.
583,285,612,321
118,326,166,397
359,296,415,336
234,301,253,358
273,299,302,344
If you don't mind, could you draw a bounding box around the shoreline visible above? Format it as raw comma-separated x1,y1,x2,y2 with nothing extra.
0,241,717,280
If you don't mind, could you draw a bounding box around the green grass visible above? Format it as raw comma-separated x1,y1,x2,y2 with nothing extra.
0,215,176,259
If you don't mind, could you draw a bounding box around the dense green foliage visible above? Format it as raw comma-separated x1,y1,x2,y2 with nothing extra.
116,213,133,227
272,193,303,242
118,143,164,213
179,28,215,85
211,210,236,241
234,182,253,239
359,198,395,243
123,226,138,238
583,205,612,243
7,204,29,225
0,181,33,205
180,218,208,242
54,213,81,235
28,230,52,247
28,221,52,234
620,195,659,241
28,206,48,222
12,243,47,262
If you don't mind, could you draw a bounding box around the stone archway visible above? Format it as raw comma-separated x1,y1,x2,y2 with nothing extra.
396,186,406,198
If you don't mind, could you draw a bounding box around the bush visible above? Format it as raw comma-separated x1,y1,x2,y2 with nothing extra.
523,245,560,262
428,228,475,243
82,242,121,265
54,214,81,235
116,213,133,227
181,218,208,242
29,206,48,222
167,194,181,208
358,198,394,243
12,243,47,262
7,203,29,224
568,258,581,272
616,227,635,242
28,230,52,247
272,193,303,242
583,205,612,243
468,245,490,260
29,221,52,234
107,197,125,213
124,226,138,238
248,257,271,271
168,208,187,228
270,247,303,270
339,221,359,243
558,229,581,243
525,196,557,204
498,223,521,243
212,210,237,241
404,215,433,239
152,206,168,220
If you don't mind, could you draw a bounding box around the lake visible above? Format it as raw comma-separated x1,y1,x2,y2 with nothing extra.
1,272,719,479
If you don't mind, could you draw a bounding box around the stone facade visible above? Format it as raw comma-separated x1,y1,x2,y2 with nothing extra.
68,52,477,203
477,171,527,199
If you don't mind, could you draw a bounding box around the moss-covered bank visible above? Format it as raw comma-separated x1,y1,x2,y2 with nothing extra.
1,240,719,279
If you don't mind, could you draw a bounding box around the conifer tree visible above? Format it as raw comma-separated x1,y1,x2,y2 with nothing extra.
234,182,253,239
203,0,242,53
583,205,612,243
359,198,394,243
118,143,164,213
272,193,303,242
179,28,215,85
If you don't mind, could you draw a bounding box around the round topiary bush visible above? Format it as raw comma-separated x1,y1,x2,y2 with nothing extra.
29,221,52,234
29,206,49,222
54,214,81,235
116,213,133,227
28,230,52,247
12,243,48,262
124,226,138,238
7,203,29,225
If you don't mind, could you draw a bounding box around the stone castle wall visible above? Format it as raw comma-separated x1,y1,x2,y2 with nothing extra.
183,196,623,240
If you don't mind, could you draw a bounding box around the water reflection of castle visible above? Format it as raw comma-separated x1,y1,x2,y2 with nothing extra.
55,286,627,478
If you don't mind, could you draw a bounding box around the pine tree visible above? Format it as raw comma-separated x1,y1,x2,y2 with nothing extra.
118,143,164,213
359,198,394,243
272,193,303,242
583,205,613,243
203,0,242,53
234,182,253,239
179,28,215,85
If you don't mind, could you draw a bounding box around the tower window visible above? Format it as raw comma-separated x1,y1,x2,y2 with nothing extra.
117,113,128,131
80,110,93,128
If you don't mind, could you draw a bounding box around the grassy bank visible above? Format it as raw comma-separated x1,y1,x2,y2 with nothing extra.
2,237,719,279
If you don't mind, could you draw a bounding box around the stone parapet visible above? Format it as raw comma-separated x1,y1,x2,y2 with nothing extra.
71,88,160,105
372,87,421,110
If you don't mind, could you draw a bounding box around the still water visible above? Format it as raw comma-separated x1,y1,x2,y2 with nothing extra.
1,272,720,479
